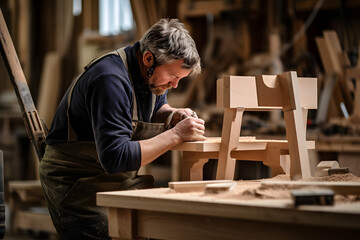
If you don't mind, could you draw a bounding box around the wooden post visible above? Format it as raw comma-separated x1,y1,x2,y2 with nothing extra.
216,108,244,180
278,72,311,179
182,152,210,181
108,208,136,239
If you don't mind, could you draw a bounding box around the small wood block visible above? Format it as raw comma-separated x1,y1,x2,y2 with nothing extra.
204,182,237,194
316,161,340,176
317,161,340,170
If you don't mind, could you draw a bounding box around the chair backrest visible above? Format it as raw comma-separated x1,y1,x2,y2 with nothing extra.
216,71,317,180
217,74,317,110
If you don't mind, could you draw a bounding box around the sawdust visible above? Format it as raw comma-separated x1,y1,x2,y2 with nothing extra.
304,173,360,182
167,173,360,205
215,173,360,203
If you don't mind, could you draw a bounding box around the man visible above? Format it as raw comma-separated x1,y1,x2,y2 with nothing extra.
40,18,206,239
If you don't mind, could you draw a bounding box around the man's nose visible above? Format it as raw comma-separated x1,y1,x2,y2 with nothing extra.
170,79,179,88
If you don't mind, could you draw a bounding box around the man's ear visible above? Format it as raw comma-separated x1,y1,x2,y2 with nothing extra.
143,51,154,67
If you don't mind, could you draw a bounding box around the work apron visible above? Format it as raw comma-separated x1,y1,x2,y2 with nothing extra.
39,48,164,240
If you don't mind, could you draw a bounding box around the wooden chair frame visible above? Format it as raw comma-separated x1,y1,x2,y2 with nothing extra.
173,71,317,180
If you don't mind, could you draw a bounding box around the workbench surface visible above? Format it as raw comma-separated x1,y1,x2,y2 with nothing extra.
97,180,360,240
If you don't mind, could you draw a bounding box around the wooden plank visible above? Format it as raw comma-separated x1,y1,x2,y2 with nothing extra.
323,31,353,111
218,76,259,108
316,37,334,73
130,0,150,38
323,31,342,74
144,0,158,25
8,180,41,190
82,0,99,31
173,140,314,157
169,180,234,193
8,181,43,202
18,0,31,82
172,136,256,152
178,0,232,19
178,0,259,20
37,52,62,127
316,73,337,124
297,77,318,109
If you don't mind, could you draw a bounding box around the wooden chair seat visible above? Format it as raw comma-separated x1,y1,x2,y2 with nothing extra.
173,137,315,181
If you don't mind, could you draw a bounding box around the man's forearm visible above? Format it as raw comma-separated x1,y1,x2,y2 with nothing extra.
139,128,181,166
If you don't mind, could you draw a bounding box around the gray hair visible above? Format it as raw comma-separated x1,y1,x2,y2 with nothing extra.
140,18,201,76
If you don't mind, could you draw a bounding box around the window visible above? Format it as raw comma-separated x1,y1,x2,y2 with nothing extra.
99,0,134,36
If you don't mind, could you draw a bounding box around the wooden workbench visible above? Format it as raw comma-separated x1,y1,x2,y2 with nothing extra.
97,181,360,240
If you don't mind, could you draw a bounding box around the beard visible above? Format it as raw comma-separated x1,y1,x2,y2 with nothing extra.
149,83,172,96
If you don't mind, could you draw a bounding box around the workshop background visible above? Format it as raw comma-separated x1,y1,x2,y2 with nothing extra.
0,0,359,239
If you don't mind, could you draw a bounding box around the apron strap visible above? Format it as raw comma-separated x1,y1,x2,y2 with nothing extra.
117,48,138,121
116,48,157,121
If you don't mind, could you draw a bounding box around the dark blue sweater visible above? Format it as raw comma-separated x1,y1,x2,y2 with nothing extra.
46,42,168,173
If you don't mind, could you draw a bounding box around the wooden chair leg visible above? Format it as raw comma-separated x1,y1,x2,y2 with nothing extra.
190,158,209,181
182,152,209,181
280,155,291,175
216,108,244,180
263,148,285,177
279,72,311,179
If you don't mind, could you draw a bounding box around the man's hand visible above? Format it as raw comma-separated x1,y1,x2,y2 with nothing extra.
171,116,206,142
170,108,197,126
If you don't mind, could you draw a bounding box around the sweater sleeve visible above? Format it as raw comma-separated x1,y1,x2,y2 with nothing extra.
87,74,141,174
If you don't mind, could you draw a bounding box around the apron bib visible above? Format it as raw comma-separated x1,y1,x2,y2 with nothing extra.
39,48,163,239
